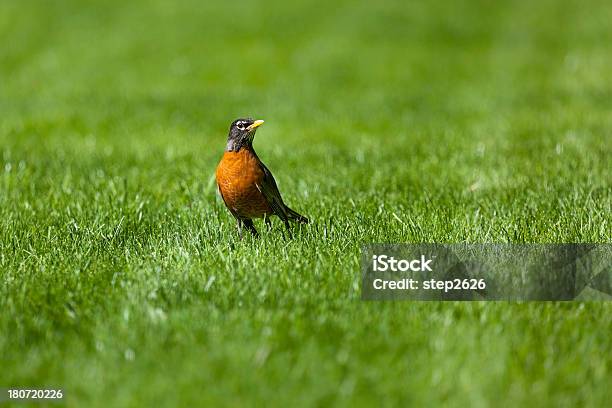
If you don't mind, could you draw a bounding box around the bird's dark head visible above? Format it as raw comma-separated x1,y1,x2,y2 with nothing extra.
226,118,264,152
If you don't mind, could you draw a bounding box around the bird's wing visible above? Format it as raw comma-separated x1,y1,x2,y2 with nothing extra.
255,162,289,219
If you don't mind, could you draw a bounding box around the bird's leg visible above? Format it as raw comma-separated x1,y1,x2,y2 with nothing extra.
283,218,292,239
264,215,272,230
236,218,243,240
242,219,259,238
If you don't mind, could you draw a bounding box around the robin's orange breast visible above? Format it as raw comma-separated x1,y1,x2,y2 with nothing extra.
216,149,272,219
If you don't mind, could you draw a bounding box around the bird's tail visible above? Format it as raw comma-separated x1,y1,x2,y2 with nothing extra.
285,205,309,224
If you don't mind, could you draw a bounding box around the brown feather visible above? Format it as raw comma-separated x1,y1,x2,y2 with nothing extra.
216,149,272,219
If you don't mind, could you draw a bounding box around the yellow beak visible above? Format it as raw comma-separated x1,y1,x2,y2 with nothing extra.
247,120,264,131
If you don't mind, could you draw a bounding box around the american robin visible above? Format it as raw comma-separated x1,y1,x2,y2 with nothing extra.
216,118,309,237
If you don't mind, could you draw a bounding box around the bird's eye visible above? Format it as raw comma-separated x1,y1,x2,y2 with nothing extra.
236,122,245,130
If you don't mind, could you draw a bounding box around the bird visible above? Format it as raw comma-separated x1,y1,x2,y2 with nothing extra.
216,118,309,238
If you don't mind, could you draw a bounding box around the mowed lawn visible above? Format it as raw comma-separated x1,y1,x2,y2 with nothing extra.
1,0,611,406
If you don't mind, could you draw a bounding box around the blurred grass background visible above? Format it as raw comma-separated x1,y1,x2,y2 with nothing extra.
1,0,611,406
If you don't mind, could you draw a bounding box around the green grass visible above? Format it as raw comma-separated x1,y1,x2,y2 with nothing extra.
1,0,611,406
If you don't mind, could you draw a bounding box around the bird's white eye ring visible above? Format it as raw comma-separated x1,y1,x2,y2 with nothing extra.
236,121,245,130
